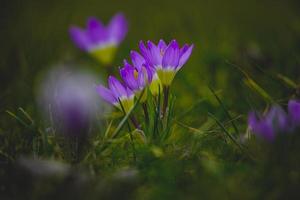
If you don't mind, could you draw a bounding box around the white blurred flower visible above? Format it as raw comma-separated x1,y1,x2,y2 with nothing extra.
37,65,104,137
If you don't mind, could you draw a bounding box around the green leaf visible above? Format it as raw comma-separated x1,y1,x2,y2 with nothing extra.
244,78,273,103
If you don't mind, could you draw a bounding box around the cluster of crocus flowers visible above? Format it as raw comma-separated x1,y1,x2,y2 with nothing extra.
69,13,128,65
96,53,155,113
120,51,161,99
248,99,300,141
96,39,194,116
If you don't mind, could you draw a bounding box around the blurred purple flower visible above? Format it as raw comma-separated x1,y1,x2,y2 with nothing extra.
248,105,289,141
54,88,90,136
38,67,101,137
69,13,128,65
139,39,193,86
96,76,134,113
288,99,300,127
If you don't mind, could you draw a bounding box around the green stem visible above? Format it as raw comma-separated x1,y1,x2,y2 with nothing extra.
130,115,140,130
162,86,170,118
142,103,149,126
118,99,138,162
128,130,137,163
125,116,136,163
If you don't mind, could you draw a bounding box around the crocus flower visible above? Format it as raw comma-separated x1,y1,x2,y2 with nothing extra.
120,51,161,99
248,105,289,141
38,67,100,138
288,99,300,128
139,39,193,86
69,13,128,65
96,76,134,113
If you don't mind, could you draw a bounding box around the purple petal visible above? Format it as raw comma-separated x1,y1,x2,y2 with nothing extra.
178,44,194,69
137,67,147,88
267,105,288,132
60,102,88,134
87,17,107,43
126,87,134,97
147,41,162,66
139,41,150,60
162,40,180,69
256,121,276,141
69,26,92,51
248,112,259,129
96,85,117,105
108,76,128,98
123,59,133,68
130,51,146,70
248,112,275,141
158,39,167,52
107,13,128,44
120,66,139,91
144,64,155,82
288,99,300,126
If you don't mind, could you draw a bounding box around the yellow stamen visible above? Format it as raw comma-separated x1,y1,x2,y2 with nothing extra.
134,70,138,79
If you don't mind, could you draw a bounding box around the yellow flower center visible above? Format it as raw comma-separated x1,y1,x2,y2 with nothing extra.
157,69,176,86
90,45,117,65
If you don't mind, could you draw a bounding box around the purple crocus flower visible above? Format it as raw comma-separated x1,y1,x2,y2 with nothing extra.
96,76,134,113
69,13,128,65
139,39,193,86
248,105,289,141
120,58,150,92
288,99,300,127
119,51,161,99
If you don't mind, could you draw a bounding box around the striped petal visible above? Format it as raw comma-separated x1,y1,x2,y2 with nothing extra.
158,39,167,52
147,41,162,66
120,65,139,91
96,85,117,105
178,44,194,70
162,40,180,70
108,76,127,99
130,51,146,70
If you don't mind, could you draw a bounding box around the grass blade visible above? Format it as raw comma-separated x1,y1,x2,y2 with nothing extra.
208,113,246,155
209,86,240,136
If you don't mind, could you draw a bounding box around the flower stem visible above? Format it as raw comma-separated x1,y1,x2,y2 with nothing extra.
142,103,149,126
130,115,141,130
128,130,137,162
123,115,137,163
162,86,170,118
